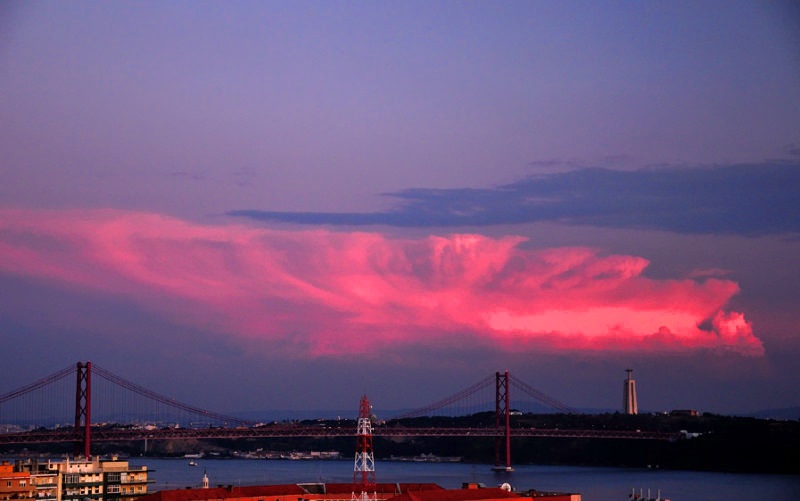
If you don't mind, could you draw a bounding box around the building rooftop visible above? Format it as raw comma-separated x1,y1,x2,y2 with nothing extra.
140,484,306,501
137,482,580,501
391,487,525,501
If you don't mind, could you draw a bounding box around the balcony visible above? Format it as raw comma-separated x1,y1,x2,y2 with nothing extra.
61,494,103,501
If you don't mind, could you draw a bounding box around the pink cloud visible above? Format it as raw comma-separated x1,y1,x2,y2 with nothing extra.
0,208,764,357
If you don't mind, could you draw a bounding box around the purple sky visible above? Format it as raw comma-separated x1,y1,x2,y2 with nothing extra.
1,1,799,418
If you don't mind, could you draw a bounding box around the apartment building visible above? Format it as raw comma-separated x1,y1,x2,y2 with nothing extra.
1,461,35,500
14,457,150,501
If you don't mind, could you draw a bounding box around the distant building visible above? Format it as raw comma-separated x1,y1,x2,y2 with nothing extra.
14,457,151,501
623,369,638,415
669,409,701,417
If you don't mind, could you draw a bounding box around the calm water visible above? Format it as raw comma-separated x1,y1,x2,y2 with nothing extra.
131,458,800,501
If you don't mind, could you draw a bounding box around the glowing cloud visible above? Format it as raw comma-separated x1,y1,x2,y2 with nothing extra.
0,208,764,357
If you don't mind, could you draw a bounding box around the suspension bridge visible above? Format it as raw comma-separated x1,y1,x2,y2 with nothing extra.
0,362,681,470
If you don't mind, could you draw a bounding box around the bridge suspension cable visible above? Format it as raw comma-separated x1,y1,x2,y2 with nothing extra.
389,372,575,420
0,365,74,405
390,375,496,420
509,374,576,413
1,365,575,431
90,364,252,426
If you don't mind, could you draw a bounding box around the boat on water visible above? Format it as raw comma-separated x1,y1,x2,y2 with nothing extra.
188,460,198,466
490,459,513,472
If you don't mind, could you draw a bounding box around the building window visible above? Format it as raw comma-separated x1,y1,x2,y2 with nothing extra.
107,473,121,483
20,480,27,486
107,485,120,494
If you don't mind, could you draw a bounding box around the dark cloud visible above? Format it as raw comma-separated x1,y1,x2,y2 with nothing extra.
526,159,580,171
228,163,800,236
784,144,800,157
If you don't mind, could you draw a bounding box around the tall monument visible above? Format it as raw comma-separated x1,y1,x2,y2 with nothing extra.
623,369,638,415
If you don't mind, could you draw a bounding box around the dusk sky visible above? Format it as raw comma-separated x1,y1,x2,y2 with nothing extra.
1,1,799,418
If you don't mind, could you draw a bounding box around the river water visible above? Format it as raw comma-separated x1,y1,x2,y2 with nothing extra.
131,458,800,501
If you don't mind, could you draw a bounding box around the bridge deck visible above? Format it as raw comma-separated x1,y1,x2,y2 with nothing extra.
0,425,681,444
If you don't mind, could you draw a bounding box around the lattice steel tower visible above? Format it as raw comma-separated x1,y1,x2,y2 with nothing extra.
353,395,376,501
623,369,638,415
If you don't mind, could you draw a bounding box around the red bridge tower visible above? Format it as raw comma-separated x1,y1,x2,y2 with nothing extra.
493,370,512,472
74,361,92,458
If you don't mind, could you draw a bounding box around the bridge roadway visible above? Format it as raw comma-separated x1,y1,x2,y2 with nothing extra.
0,425,681,445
